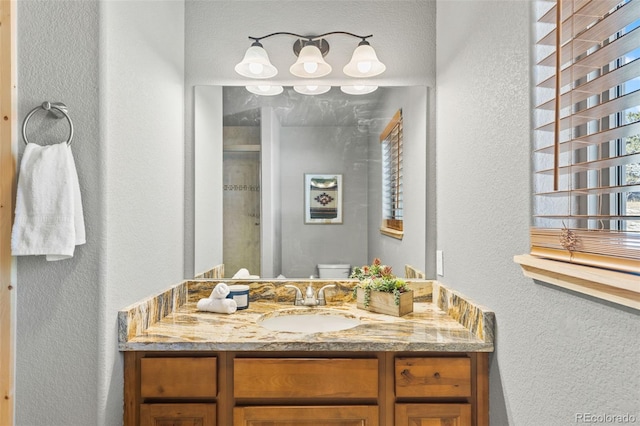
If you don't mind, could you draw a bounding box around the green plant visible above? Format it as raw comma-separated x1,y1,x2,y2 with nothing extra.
351,258,409,306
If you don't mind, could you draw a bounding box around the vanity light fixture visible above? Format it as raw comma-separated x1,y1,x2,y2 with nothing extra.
245,85,284,96
293,85,331,95
340,85,378,95
235,31,386,80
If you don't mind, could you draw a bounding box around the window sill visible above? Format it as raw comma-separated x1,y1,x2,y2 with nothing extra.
379,227,403,240
514,254,640,310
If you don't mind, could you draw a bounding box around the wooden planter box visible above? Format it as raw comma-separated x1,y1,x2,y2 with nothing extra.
355,288,414,317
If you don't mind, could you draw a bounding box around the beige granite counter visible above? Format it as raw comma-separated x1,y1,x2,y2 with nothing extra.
118,280,494,353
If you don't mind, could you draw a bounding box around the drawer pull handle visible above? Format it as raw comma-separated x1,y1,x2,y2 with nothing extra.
433,372,441,379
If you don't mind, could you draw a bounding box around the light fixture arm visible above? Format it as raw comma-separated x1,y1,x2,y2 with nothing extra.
248,31,373,44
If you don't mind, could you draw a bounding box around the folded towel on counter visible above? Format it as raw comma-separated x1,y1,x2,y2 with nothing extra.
209,282,230,299
196,297,237,314
232,268,260,279
11,142,86,261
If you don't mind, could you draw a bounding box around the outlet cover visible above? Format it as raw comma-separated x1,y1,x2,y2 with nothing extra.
436,250,444,276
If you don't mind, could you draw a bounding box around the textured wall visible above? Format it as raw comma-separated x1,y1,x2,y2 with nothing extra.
16,2,101,425
436,1,640,424
16,1,185,425
280,126,368,277
99,3,185,426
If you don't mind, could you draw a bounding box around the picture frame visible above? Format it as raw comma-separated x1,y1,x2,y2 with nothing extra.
304,174,343,224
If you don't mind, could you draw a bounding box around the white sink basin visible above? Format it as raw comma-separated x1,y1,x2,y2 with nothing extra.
258,309,361,333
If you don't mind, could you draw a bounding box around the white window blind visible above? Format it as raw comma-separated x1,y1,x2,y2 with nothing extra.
533,0,640,273
381,109,403,237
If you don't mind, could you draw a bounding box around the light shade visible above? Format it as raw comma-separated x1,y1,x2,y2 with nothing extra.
293,85,331,95
340,85,378,95
289,44,332,78
343,42,386,78
245,85,284,96
235,44,278,79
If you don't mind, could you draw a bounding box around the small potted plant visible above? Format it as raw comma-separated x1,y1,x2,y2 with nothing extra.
351,258,413,317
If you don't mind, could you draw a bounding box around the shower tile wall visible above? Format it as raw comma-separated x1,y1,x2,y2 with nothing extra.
223,126,261,278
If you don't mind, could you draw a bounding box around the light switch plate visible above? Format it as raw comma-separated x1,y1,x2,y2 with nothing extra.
436,250,444,276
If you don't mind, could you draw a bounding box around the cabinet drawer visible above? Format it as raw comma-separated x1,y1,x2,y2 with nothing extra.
233,405,378,425
141,357,217,398
395,403,472,425
140,403,216,426
234,358,378,399
395,357,471,398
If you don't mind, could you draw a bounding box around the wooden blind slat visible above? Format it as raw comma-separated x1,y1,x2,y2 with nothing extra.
535,121,640,153
535,183,640,197
536,88,640,132
536,152,640,175
536,58,640,112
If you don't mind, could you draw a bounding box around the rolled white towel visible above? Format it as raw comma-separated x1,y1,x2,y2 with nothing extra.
209,282,230,299
196,297,237,314
232,268,250,279
232,268,260,280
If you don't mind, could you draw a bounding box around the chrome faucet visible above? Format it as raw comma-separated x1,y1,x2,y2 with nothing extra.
284,285,304,306
284,284,336,306
317,284,336,306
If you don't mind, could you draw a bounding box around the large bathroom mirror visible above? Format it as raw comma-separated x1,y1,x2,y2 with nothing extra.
194,85,430,279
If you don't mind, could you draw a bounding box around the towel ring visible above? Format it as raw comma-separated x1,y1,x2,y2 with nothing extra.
22,101,74,146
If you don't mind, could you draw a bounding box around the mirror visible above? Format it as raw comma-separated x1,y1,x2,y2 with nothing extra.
195,85,429,279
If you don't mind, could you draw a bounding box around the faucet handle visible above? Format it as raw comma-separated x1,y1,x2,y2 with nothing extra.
284,285,303,306
317,284,336,306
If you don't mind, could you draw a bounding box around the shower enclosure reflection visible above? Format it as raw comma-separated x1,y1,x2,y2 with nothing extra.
194,85,429,279
223,126,261,277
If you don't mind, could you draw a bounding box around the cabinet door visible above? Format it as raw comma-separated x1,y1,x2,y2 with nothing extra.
140,403,216,426
395,403,471,426
233,405,378,426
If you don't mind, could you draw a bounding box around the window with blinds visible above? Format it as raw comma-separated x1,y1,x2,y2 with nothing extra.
533,0,640,273
380,109,403,239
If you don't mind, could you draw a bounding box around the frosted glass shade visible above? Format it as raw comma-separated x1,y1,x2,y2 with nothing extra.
235,45,278,79
343,44,386,78
245,85,284,96
340,85,378,95
293,85,331,95
289,45,332,78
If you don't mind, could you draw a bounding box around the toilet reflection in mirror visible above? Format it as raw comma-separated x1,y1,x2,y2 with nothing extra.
194,85,429,279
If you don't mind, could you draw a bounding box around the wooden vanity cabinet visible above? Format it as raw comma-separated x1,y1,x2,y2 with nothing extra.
124,351,489,426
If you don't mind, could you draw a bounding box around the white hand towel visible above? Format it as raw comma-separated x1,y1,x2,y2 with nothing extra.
11,142,86,261
196,297,237,314
209,282,230,299
232,268,260,279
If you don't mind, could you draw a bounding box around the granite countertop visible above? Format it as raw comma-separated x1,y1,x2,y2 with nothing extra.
118,280,495,353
